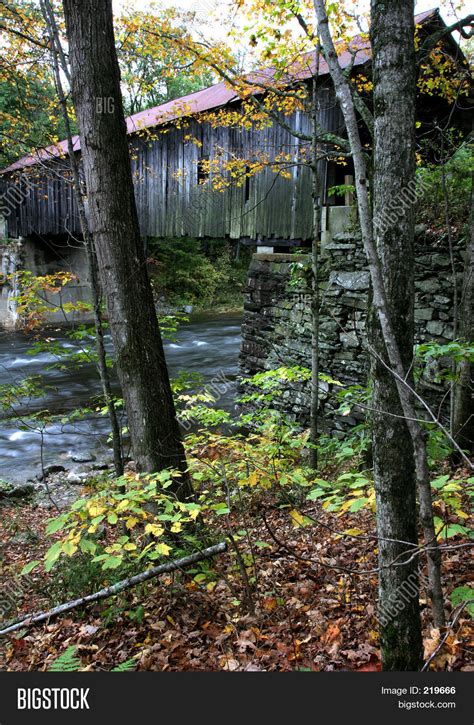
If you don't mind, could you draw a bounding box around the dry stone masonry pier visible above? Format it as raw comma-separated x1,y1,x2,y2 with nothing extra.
240,215,463,432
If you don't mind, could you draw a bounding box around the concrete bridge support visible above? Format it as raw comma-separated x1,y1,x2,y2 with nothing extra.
0,232,93,329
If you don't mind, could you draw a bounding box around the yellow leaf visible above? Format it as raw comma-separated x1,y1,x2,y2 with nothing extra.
88,504,105,517
247,471,259,486
144,523,164,537
62,540,78,556
155,543,171,556
289,509,307,527
126,516,139,529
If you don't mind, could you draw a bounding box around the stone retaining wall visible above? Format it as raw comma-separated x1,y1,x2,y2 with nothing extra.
240,225,463,432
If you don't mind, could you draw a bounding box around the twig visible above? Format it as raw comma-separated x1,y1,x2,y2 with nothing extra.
421,601,470,671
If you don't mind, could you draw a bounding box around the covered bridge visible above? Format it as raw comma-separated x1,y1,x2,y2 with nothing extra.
2,8,465,244
0,8,470,327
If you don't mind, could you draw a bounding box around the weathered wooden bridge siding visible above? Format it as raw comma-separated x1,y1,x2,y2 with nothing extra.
3,87,343,242
2,164,79,239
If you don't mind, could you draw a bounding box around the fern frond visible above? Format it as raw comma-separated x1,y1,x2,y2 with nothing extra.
48,645,81,672
111,657,137,672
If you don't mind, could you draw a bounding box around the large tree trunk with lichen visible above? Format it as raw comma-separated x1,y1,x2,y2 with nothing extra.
452,190,474,454
313,0,447,668
62,0,191,498
369,0,423,670
309,44,322,471
41,0,123,477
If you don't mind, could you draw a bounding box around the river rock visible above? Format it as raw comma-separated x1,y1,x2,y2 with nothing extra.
416,278,439,294
0,481,34,499
414,307,433,321
66,470,86,485
91,461,109,471
69,451,96,463
431,254,451,267
37,464,66,481
414,223,428,238
426,320,446,337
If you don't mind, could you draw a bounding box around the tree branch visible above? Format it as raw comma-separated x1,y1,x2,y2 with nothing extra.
0,542,227,637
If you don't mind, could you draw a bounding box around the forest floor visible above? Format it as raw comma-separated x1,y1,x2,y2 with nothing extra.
0,489,472,672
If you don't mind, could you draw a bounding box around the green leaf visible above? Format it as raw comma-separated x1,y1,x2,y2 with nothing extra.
445,523,469,539
70,498,87,511
102,555,124,570
46,515,69,534
62,539,77,556
79,538,97,555
450,586,474,617
48,645,81,672
111,658,137,672
337,473,353,481
307,488,327,501
20,560,41,576
431,474,450,489
349,498,369,512
44,540,63,572
212,503,230,515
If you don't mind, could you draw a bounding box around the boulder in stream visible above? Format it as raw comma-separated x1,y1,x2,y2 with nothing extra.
66,470,87,485
69,451,96,463
37,464,66,481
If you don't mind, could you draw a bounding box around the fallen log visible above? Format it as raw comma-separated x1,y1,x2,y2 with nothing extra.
0,542,227,637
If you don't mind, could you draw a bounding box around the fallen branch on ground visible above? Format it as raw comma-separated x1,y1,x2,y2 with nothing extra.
0,542,227,637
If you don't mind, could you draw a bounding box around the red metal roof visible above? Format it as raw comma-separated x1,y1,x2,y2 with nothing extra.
2,8,438,174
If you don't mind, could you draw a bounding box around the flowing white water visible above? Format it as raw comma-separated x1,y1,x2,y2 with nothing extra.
0,312,242,482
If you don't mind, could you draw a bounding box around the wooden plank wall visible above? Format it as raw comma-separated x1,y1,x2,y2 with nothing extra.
4,85,344,241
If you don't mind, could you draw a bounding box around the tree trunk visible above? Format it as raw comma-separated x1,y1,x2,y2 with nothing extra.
62,0,191,498
309,42,322,471
315,0,446,638
453,186,474,454
370,0,423,670
41,0,123,477
313,0,446,667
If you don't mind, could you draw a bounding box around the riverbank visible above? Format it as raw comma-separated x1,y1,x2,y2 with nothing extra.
147,236,251,313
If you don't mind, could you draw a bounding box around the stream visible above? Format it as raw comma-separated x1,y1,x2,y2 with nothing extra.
0,312,242,483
